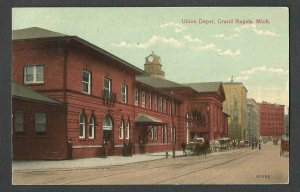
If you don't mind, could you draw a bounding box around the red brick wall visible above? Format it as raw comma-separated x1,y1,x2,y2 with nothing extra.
12,39,66,94
259,103,285,136
12,98,67,160
60,42,183,158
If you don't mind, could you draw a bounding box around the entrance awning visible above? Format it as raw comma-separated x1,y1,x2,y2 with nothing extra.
135,114,166,125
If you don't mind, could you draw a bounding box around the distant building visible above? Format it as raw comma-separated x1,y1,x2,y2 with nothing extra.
284,107,289,136
183,82,226,140
246,98,260,141
258,101,285,137
222,112,230,138
222,80,248,140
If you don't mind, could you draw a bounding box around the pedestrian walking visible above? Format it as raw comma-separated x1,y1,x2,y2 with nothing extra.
181,142,187,156
259,141,262,150
251,141,255,150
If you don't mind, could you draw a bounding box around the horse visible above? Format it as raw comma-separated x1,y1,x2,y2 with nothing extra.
194,140,208,156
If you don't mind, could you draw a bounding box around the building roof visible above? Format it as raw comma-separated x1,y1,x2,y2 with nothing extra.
12,27,144,74
183,82,222,93
12,27,67,40
12,82,62,105
223,112,231,117
258,101,285,107
135,114,166,125
247,98,257,104
222,81,248,92
136,75,187,88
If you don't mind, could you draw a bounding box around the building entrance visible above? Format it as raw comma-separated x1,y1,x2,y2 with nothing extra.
103,115,114,155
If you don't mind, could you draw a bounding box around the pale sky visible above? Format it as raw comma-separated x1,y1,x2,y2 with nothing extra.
12,7,289,111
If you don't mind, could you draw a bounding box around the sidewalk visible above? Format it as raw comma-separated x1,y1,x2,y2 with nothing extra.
12,147,252,172
12,150,184,171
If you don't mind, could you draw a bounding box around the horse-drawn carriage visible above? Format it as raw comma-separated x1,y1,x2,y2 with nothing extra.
186,138,208,156
218,138,231,151
280,136,289,157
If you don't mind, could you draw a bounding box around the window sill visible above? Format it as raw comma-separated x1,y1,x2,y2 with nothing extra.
24,83,45,86
88,137,95,140
36,132,46,136
34,135,47,138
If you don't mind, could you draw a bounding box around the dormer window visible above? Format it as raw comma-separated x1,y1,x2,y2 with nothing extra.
24,65,44,84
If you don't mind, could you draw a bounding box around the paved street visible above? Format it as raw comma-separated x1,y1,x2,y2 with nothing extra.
12,142,288,185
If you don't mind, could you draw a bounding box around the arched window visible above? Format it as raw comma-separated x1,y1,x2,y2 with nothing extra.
162,126,167,144
88,115,95,139
170,127,173,143
186,112,190,143
103,115,113,130
199,112,202,122
125,121,130,139
79,113,86,138
165,126,168,144
170,127,176,143
119,120,124,139
186,112,189,127
150,127,154,140
173,128,176,144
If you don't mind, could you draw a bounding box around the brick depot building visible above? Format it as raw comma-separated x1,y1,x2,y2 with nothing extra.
12,27,227,160
258,101,285,137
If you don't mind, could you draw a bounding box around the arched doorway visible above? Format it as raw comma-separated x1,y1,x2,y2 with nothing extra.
103,115,114,155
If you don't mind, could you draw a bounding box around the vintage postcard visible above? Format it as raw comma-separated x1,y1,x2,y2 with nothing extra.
11,7,289,185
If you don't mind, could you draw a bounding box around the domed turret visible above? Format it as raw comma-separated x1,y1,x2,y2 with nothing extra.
144,51,165,78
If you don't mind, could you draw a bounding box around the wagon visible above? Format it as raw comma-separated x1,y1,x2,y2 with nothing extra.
280,137,289,157
186,138,208,156
218,138,230,151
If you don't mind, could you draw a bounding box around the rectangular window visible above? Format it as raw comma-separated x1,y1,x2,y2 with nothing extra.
121,84,128,103
82,71,91,94
170,128,173,143
134,88,139,106
142,91,146,108
149,94,152,110
174,103,177,115
14,111,24,133
164,99,167,113
35,113,46,132
160,97,163,112
24,65,44,84
154,127,158,140
154,95,158,111
103,78,111,98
